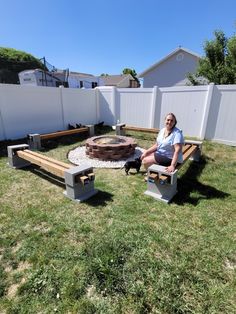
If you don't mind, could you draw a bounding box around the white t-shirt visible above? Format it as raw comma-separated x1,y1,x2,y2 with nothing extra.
156,127,184,163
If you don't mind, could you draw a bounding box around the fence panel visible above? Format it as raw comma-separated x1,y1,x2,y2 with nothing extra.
205,85,236,145
0,84,235,145
98,87,114,125
159,86,208,137
118,88,154,127
0,84,63,140
61,88,97,126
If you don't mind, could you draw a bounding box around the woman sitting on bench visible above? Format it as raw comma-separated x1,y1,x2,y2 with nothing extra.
141,113,184,173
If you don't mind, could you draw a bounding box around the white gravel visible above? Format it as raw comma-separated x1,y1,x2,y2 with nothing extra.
68,146,145,168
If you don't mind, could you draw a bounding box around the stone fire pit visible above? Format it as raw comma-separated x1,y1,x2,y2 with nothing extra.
85,135,137,160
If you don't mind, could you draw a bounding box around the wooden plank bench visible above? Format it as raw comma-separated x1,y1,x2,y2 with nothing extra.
28,125,94,150
17,149,72,178
7,144,98,202
144,140,202,203
116,123,159,136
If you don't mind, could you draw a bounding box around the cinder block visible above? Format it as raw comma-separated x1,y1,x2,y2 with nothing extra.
86,125,95,137
64,164,98,202
28,133,42,150
116,123,126,136
144,164,178,203
7,144,31,168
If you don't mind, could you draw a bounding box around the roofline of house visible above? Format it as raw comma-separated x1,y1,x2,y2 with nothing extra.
116,74,133,86
69,71,94,77
98,74,135,86
138,47,201,78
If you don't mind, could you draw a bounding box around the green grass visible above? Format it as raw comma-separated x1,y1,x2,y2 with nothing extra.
0,128,236,313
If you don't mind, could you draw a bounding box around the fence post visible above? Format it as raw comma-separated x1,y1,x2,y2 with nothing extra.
95,87,100,124
150,86,160,128
59,85,66,129
199,83,214,140
111,86,117,125
0,105,6,141
0,85,7,140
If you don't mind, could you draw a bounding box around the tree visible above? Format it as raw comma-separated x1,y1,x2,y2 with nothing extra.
122,68,140,87
0,47,45,84
188,30,236,85
122,68,137,78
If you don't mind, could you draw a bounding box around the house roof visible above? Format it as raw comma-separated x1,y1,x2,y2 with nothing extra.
70,71,95,77
99,74,134,86
54,70,95,77
138,47,201,78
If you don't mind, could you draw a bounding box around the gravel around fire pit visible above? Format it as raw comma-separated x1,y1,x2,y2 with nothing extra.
68,146,145,168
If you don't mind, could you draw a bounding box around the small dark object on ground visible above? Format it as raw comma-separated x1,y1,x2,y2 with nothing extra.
95,121,104,128
68,124,75,130
76,123,86,128
123,157,142,175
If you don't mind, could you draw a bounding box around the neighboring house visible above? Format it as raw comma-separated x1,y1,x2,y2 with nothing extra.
18,69,67,87
66,71,103,89
138,47,201,87
18,69,103,88
99,74,140,88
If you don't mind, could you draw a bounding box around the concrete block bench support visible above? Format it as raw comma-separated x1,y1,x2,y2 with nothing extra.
28,125,94,150
7,144,98,202
116,124,159,136
144,140,202,203
7,144,32,168
28,134,42,150
116,123,126,136
144,165,178,203
64,164,97,202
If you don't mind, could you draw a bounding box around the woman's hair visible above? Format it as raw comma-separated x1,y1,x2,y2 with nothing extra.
165,112,177,128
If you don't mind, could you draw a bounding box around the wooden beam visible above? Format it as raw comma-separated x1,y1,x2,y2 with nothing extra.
159,174,169,184
40,127,88,140
17,150,70,178
177,145,198,170
149,173,158,181
23,150,71,169
122,125,159,134
182,144,191,153
182,145,198,161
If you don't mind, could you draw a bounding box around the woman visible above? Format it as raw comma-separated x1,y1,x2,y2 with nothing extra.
141,113,184,173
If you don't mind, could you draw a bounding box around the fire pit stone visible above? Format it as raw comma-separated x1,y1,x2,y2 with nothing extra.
85,135,137,160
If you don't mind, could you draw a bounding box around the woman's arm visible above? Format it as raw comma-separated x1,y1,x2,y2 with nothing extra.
141,143,158,160
166,143,182,173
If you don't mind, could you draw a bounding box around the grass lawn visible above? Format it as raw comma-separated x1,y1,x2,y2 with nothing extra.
0,128,236,313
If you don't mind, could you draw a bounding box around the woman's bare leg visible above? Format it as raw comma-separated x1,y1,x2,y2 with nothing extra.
142,153,157,171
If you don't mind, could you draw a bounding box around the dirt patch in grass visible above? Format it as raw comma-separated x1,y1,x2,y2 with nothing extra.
7,278,26,299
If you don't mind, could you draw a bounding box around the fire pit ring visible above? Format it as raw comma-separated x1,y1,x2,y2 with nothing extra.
85,135,137,160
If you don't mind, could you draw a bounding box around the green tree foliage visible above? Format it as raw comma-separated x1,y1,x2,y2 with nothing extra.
122,68,137,78
122,68,140,87
188,30,236,85
0,47,45,84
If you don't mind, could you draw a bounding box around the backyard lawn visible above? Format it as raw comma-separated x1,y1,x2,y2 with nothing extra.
0,128,235,313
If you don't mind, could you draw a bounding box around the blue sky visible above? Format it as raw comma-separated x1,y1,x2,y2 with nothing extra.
0,0,235,76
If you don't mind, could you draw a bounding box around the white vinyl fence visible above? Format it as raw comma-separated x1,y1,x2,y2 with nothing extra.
204,85,236,146
0,84,97,140
0,83,236,146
